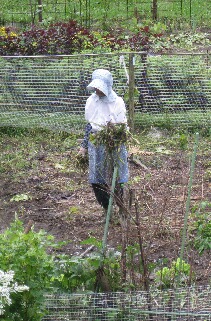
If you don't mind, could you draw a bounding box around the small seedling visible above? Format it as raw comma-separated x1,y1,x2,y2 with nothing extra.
10,193,32,202
66,206,80,220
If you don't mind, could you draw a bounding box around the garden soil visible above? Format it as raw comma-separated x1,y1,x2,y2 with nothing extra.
0,130,210,287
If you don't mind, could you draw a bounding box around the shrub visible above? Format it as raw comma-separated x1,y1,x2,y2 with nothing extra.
0,217,57,321
0,270,28,317
0,218,122,319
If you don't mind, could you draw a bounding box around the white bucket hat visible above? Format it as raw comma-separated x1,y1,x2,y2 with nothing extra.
87,69,117,101
87,78,109,96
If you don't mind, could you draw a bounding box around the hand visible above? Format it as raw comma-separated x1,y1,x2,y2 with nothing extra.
78,147,87,157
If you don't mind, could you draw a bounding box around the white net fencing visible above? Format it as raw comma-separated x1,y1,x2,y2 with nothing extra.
0,52,210,133
42,286,211,320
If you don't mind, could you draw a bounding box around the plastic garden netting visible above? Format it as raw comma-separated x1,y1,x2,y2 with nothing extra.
0,52,210,132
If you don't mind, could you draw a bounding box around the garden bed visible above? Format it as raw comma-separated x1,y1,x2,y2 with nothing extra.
0,127,210,289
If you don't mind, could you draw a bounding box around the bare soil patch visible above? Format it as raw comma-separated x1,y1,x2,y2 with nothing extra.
0,129,210,287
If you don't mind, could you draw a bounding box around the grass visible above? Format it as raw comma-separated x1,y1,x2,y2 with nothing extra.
0,111,86,134
134,110,211,134
0,124,210,166
0,126,79,176
1,0,211,27
0,110,210,137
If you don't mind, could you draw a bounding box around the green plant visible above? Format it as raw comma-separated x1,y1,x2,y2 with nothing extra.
0,150,29,174
65,206,80,220
0,270,29,317
83,238,122,292
52,254,99,292
189,201,211,254
52,237,124,293
155,258,191,288
129,175,142,184
0,216,60,321
10,193,32,202
167,32,210,51
0,127,30,137
89,122,132,155
1,0,211,27
178,133,189,150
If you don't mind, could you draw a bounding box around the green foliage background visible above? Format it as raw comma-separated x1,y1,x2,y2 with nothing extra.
1,0,211,27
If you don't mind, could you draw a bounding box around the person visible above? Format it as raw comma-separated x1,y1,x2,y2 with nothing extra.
79,69,129,212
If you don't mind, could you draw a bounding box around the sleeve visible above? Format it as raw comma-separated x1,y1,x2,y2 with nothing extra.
115,97,127,124
80,123,92,149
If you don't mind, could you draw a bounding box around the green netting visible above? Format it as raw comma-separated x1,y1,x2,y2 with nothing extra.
1,0,211,26
42,286,211,320
0,52,210,132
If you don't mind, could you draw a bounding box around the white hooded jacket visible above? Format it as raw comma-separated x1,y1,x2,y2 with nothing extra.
85,69,127,132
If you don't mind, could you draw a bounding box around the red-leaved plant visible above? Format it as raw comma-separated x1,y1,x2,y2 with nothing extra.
0,21,163,55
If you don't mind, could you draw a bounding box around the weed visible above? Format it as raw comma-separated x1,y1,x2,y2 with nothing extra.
0,127,30,137
10,193,32,202
128,175,142,185
155,258,191,288
178,133,189,150
75,153,89,172
189,201,211,254
66,206,80,220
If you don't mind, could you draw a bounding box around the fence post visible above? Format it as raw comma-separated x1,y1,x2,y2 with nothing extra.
179,132,199,283
152,0,157,20
128,53,135,133
38,0,43,22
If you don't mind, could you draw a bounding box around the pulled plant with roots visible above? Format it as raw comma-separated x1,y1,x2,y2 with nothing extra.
90,122,129,153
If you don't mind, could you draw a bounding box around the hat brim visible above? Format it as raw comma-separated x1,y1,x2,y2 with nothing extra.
87,79,108,97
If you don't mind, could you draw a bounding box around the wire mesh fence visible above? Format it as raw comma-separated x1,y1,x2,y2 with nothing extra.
42,286,211,320
0,52,210,133
1,0,211,27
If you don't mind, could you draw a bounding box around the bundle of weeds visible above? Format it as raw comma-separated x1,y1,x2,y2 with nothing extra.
90,122,129,153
